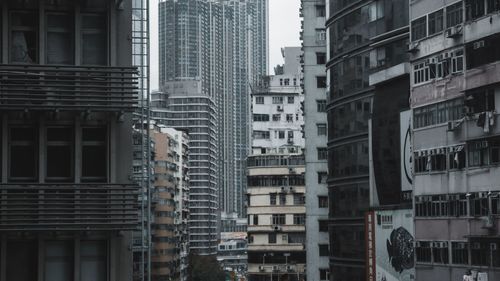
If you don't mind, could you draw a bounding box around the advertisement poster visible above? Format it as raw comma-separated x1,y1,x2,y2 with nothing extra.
374,209,415,281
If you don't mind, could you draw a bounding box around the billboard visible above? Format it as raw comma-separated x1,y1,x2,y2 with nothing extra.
400,110,412,193
371,209,415,281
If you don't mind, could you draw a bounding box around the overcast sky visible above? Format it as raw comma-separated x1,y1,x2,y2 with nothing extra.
148,0,301,90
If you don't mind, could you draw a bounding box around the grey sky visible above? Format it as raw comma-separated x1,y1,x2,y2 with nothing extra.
148,0,301,90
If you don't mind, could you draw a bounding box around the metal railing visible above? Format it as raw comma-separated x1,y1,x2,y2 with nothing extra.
0,183,139,231
0,64,139,111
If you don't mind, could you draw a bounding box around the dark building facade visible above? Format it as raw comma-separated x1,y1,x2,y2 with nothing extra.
0,0,138,280
326,0,408,280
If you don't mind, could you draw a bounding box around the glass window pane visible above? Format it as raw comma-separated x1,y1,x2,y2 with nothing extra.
81,241,107,281
45,241,73,281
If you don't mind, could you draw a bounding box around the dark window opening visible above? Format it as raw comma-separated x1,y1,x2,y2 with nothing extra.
9,127,37,181
319,244,329,256
447,2,464,28
81,14,107,65
411,16,427,41
7,240,37,281
316,76,326,88
47,13,74,64
47,128,73,181
465,88,495,114
416,241,432,263
466,0,485,20
268,233,276,244
10,11,38,63
82,127,107,182
316,52,326,64
428,9,444,35
318,219,328,232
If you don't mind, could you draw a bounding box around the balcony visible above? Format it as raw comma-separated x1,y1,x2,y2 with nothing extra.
0,64,138,112
0,183,139,231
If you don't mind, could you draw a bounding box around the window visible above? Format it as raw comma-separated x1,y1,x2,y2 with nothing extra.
288,96,295,104
432,241,449,264
284,79,290,86
416,241,432,263
47,128,73,181
253,114,269,122
46,13,74,64
318,196,328,208
315,5,326,17
278,131,285,139
286,114,294,122
488,0,500,13
319,269,330,281
316,52,326,64
293,214,306,225
272,96,283,104
317,100,327,112
447,2,464,28
9,127,37,181
272,114,281,121
317,148,328,160
317,123,327,136
293,193,305,205
253,215,259,225
428,9,444,35
270,193,277,205
288,131,294,139
451,242,469,265
468,140,489,167
253,131,270,139
318,172,327,184
470,194,489,216
82,14,107,65
268,233,277,244
316,76,326,88
10,11,38,63
465,88,495,114
449,148,466,169
7,241,37,281
316,29,326,42
272,214,286,225
280,78,283,86
471,241,490,266
45,241,74,281
82,127,107,182
279,193,287,205
319,220,328,232
80,241,107,281
256,96,264,104
466,0,485,20
413,98,464,129
411,16,427,41
319,244,329,256
293,78,297,86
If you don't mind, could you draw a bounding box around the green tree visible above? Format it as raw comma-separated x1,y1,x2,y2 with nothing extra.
187,253,225,281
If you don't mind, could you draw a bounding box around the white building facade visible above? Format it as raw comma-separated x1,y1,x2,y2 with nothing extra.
300,1,329,281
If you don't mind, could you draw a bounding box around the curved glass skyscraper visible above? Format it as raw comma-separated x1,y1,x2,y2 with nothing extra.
326,1,408,279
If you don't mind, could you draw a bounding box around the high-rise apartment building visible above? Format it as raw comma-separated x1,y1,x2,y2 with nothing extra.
0,0,138,280
409,1,500,280
325,1,409,279
300,1,329,281
158,0,268,224
247,47,306,281
151,82,218,255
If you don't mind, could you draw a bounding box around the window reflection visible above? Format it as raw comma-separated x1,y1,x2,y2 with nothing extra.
10,11,38,63
330,140,369,178
330,97,371,138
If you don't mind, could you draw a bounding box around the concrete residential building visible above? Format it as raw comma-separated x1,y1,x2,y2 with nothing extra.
299,1,329,281
149,126,190,281
158,0,268,224
408,1,500,280
0,0,139,280
247,48,306,281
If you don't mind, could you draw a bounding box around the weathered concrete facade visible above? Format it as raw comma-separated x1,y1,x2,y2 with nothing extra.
410,0,500,279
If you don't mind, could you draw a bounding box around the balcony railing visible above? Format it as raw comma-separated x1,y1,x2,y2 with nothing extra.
0,64,138,111
0,183,139,231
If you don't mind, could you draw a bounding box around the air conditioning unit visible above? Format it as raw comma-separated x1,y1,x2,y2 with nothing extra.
287,138,294,144
273,225,282,232
456,242,466,249
272,265,279,272
288,186,295,193
286,265,293,272
259,265,265,272
281,186,286,193
408,42,419,53
484,215,495,229
277,105,284,112
473,40,485,50
446,25,462,38
425,58,437,66
447,121,455,131
288,167,296,174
